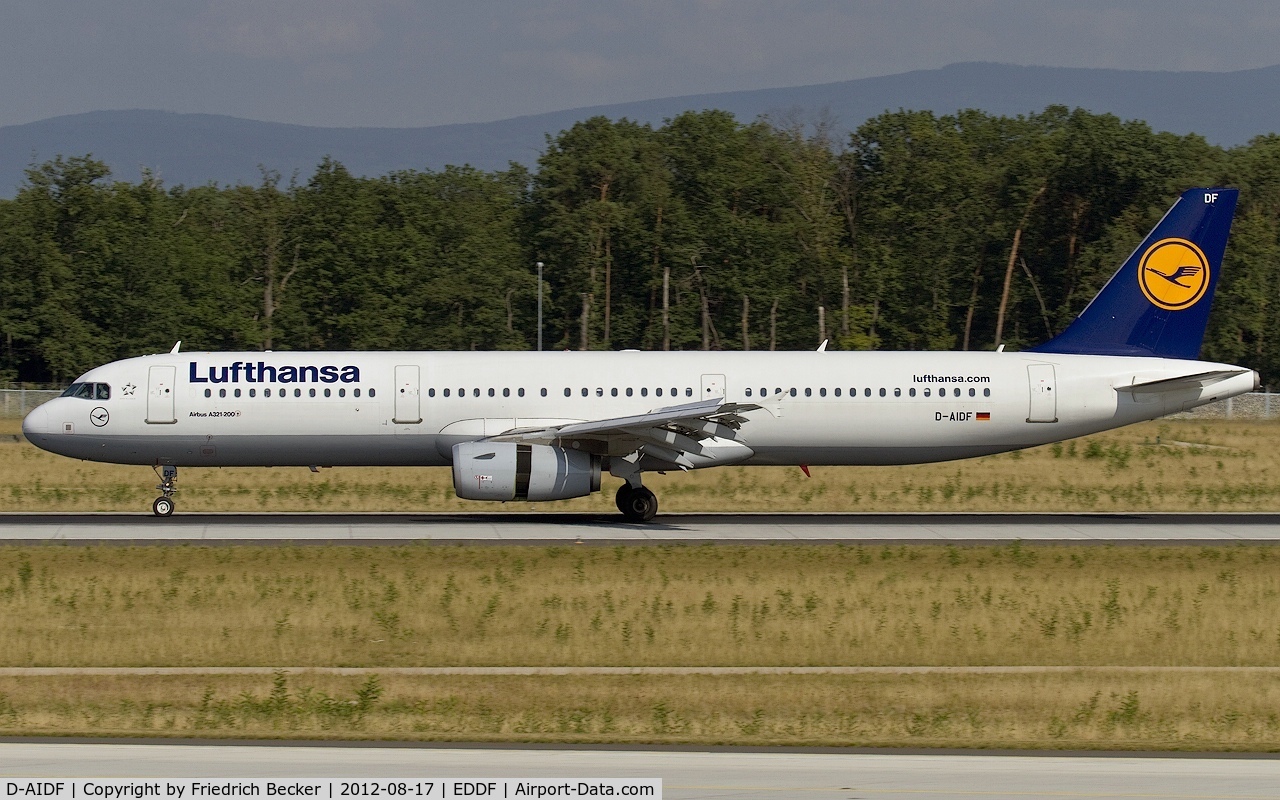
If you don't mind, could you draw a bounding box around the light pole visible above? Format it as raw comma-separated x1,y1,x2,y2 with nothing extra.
536,262,544,351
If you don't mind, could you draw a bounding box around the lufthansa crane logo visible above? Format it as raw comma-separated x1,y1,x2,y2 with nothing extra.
1137,238,1210,311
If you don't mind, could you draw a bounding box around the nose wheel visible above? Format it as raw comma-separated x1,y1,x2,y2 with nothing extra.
152,465,177,517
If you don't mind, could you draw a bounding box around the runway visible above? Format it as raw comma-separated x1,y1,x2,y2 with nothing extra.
3,741,1279,799
1,512,1280,543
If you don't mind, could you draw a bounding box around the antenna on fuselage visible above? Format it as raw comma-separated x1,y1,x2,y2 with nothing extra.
170,341,182,354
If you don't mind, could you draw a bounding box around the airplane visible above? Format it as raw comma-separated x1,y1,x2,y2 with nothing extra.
22,187,1256,522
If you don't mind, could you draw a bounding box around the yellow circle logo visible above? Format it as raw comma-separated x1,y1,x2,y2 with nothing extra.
1137,238,1210,311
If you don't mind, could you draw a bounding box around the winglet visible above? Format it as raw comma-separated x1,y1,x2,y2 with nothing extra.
1029,188,1238,360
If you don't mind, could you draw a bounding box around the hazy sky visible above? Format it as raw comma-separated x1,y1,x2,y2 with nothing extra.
4,1,1279,129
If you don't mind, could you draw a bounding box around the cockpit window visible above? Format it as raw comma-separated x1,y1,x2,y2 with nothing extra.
62,382,109,400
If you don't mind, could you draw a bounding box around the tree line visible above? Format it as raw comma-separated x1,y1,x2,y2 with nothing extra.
1,105,1279,385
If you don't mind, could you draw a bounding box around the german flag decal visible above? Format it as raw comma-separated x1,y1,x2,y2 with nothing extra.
976,412,991,421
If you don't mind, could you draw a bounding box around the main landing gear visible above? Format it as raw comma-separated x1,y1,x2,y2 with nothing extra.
152,465,177,517
615,482,658,523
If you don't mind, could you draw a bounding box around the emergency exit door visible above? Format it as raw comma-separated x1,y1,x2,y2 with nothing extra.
146,365,176,424
394,365,422,424
1027,364,1057,423
701,374,726,401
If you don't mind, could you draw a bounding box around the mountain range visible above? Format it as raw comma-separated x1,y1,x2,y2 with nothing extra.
3,61,1278,193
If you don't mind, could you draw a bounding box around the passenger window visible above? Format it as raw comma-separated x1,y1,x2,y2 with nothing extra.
893,388,900,397
369,388,376,398
864,388,871,397
745,388,753,397
233,388,241,398
339,388,346,397
204,388,211,398
564,388,571,397
518,388,525,397
265,388,272,398
611,388,618,397
984,388,991,397
249,388,256,398
879,388,886,397
924,388,931,397
581,388,588,397
789,388,797,397
804,388,812,397
444,388,450,397
473,388,480,397
909,388,916,397
459,388,465,397
954,388,961,397
503,388,510,397
834,388,841,397
219,389,226,398
324,388,331,397
294,388,302,398
538,388,545,397
309,388,316,398
354,388,361,398
820,388,827,397
685,388,692,397
626,388,633,397
656,388,663,397
671,388,677,397
596,388,604,397
641,388,648,397
488,388,495,397
969,388,976,397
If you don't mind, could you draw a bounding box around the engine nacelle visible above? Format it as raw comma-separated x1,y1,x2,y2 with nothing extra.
452,441,602,501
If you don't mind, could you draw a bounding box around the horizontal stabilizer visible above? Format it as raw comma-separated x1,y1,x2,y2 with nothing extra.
1115,369,1247,394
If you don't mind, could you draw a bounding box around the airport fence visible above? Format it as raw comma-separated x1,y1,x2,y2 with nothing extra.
0,389,63,419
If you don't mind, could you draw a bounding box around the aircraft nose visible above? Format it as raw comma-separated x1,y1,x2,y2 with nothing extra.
22,405,50,439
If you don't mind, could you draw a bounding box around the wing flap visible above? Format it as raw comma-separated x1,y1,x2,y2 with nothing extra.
485,398,762,468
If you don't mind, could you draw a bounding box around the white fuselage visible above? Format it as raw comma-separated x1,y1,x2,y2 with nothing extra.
21,350,1258,470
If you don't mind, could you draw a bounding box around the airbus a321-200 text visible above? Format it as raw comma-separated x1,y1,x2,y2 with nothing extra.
23,188,1257,521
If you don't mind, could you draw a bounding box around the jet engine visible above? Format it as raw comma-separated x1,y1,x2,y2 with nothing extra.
452,441,601,501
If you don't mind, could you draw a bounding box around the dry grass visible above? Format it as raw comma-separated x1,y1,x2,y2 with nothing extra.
1,419,1278,512
3,671,1280,750
4,544,1280,668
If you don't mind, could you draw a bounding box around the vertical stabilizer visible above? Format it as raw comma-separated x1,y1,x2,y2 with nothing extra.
1029,188,1238,359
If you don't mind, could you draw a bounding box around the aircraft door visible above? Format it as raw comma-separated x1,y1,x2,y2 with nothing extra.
701,374,726,401
1026,364,1057,423
394,364,422,424
146,365,177,424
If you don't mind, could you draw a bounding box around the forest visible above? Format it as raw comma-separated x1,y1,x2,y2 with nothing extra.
1,105,1278,385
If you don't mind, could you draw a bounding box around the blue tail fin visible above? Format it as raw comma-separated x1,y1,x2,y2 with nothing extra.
1028,188,1238,359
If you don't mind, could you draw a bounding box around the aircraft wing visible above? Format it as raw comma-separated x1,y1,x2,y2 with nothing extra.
488,398,762,468
1115,369,1249,394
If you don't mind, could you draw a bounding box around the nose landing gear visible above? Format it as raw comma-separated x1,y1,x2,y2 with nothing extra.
152,465,177,516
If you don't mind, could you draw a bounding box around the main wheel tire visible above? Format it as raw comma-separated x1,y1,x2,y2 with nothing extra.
615,484,635,515
152,496,175,517
619,486,658,523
